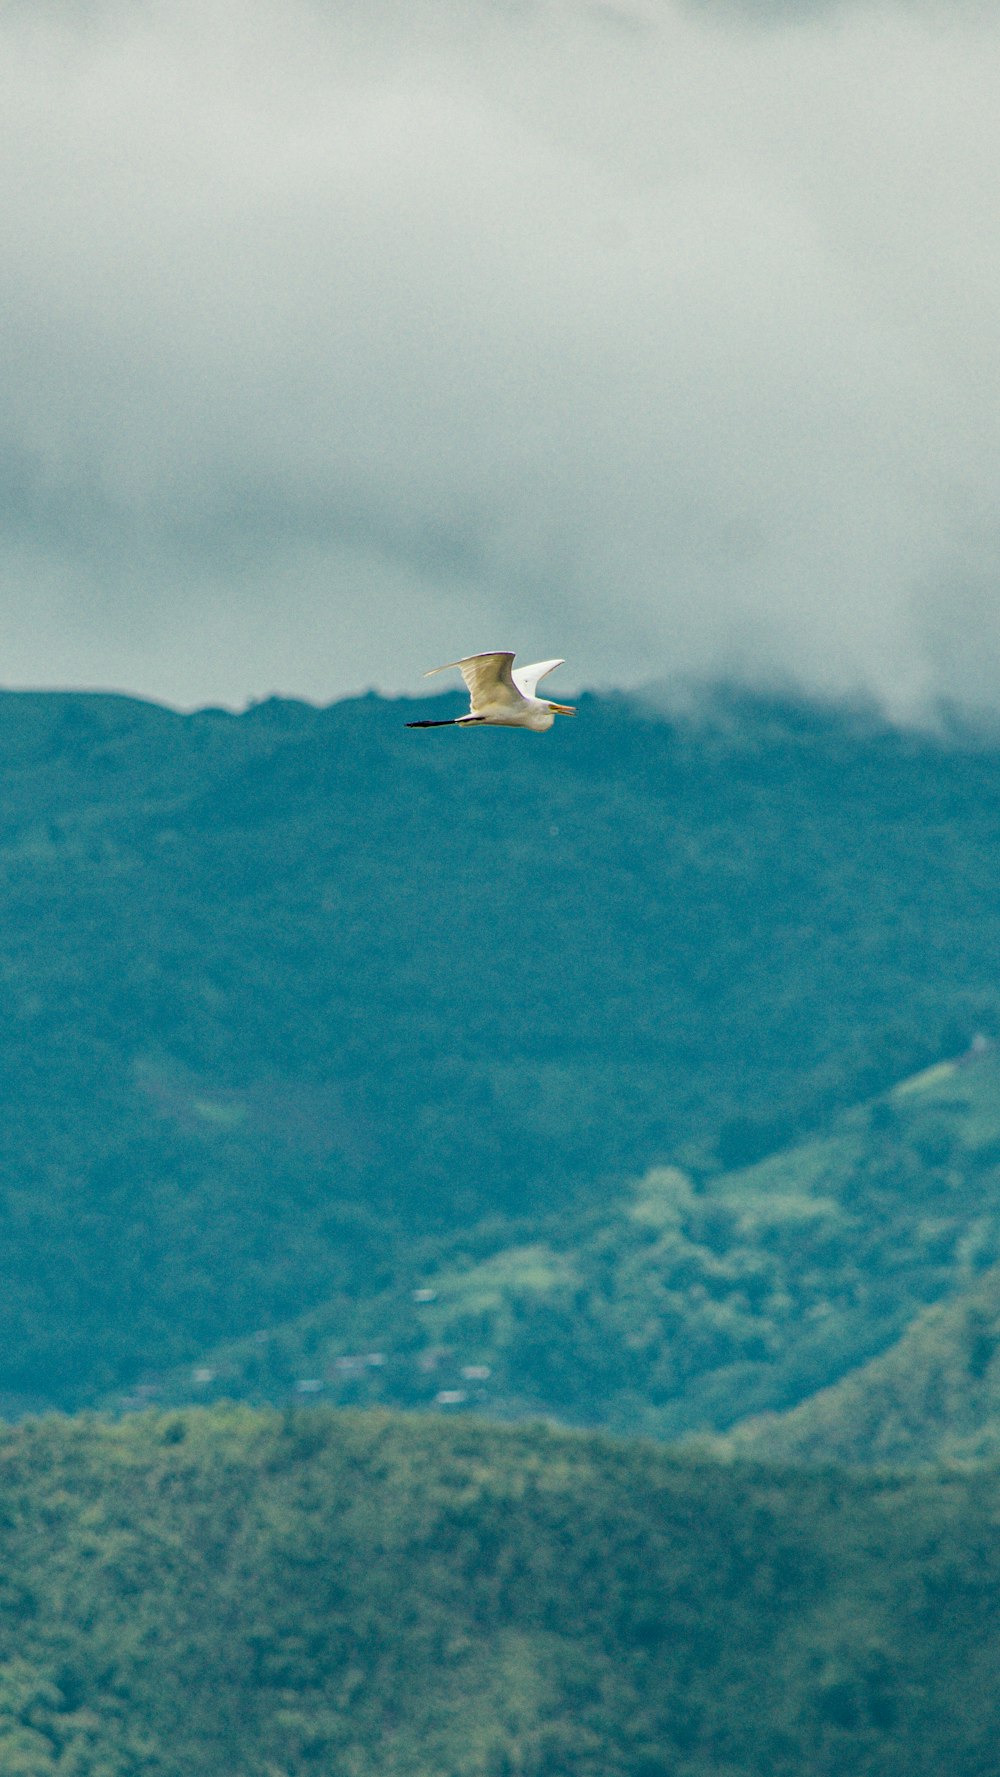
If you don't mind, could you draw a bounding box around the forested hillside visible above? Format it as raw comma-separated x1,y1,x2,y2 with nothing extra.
724,1258,1000,1467
154,1044,1000,1448
0,1406,999,1776
1,686,1000,1413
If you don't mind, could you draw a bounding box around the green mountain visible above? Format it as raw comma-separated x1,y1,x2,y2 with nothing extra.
149,1044,1000,1450
2,685,1000,1412
722,1259,1000,1467
1,1405,1000,1776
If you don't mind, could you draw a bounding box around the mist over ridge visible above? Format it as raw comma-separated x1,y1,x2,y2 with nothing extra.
1,0,999,715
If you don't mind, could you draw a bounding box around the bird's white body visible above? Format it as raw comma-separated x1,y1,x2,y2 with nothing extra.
407,652,575,732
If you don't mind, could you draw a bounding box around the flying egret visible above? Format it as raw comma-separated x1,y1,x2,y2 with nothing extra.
406,652,576,732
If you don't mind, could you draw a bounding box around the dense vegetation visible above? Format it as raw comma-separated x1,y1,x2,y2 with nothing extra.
0,1406,999,1776
6,687,1000,1771
156,1046,1000,1449
3,685,1000,1420
725,1257,1000,1467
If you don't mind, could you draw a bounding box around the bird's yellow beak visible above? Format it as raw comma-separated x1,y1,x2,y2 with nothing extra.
549,703,577,716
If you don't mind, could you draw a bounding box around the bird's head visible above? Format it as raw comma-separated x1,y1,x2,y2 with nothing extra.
548,702,576,717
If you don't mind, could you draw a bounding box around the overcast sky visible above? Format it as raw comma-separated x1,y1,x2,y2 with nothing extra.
2,0,999,714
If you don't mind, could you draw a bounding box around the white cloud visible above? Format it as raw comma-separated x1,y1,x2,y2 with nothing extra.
1,0,999,714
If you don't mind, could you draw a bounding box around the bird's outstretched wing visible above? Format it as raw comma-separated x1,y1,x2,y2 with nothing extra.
511,659,565,699
424,652,523,714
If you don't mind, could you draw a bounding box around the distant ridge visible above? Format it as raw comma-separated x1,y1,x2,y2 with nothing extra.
146,1045,1000,1459
1,684,1000,1416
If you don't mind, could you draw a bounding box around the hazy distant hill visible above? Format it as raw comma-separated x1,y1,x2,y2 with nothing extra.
1,1405,1000,1776
153,1045,1000,1452
2,685,1000,1409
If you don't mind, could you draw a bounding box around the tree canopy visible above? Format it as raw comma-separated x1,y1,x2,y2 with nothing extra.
0,1406,998,1775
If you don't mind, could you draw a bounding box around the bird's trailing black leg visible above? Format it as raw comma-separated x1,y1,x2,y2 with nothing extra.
406,716,488,728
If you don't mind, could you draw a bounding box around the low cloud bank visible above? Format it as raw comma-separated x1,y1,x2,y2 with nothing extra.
1,0,998,717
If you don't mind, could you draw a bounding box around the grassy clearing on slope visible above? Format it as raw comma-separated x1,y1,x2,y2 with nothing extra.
148,1052,1000,1456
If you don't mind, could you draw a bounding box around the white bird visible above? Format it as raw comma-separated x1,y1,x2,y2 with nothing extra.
406,652,576,733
